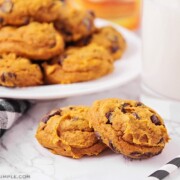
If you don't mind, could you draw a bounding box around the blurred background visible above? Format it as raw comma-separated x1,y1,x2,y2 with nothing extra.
69,0,141,30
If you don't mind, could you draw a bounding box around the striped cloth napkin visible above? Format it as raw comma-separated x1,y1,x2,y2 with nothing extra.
0,99,30,137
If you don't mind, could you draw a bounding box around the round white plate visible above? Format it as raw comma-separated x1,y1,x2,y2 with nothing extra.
0,19,141,100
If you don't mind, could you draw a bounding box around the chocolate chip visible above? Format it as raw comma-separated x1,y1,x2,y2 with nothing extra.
111,45,119,53
83,18,92,31
88,10,95,17
42,109,62,123
157,138,164,144
105,111,113,124
7,72,16,78
130,151,153,159
94,131,101,140
130,151,141,156
136,102,143,106
132,112,140,119
1,73,5,82
69,107,74,110
80,36,91,46
22,17,30,25
150,115,161,125
0,0,13,13
121,103,130,113
109,141,119,153
57,55,67,66
122,103,130,108
0,17,4,23
58,26,73,36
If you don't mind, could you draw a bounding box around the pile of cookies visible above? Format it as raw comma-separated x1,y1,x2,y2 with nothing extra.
0,0,126,88
36,98,170,159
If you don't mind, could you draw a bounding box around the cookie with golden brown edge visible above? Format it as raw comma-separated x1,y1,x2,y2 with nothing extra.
0,22,64,60
0,0,64,27
0,54,43,87
89,98,170,159
42,43,114,84
36,106,107,159
55,7,96,42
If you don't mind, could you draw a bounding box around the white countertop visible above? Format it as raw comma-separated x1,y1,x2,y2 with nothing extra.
1,77,180,180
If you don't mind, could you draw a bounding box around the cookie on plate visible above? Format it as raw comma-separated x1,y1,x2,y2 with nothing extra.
55,7,96,42
36,106,107,159
0,54,43,87
90,26,126,61
0,0,64,27
42,43,114,84
0,22,64,60
89,98,170,159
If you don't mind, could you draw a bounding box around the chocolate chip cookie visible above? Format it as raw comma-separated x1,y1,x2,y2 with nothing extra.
0,54,43,87
55,7,96,42
89,98,170,159
36,106,107,158
0,0,64,27
90,26,126,61
42,43,114,84
0,22,64,60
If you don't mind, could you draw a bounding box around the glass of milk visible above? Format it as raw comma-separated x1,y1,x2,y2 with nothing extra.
141,0,180,120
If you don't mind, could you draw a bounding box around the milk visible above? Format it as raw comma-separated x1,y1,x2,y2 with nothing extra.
142,0,180,100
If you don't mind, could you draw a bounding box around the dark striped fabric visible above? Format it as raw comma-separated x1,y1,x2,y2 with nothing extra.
0,99,30,137
147,156,180,180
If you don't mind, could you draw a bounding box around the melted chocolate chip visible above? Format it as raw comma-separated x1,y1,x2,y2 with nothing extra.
136,102,143,106
69,107,74,110
109,141,119,153
105,111,113,124
8,72,16,78
132,112,140,119
111,45,119,53
94,131,102,141
0,0,13,13
150,115,161,125
1,73,5,82
57,55,67,66
42,109,62,123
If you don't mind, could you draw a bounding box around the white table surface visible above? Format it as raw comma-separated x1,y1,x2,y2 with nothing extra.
1,77,180,180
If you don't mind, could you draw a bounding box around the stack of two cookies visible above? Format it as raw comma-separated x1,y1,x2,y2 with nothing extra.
0,0,126,88
36,98,170,159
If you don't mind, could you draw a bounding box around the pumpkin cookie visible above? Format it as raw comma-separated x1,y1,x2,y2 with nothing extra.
0,0,64,27
0,22,64,60
90,26,126,61
55,7,96,42
89,98,170,159
0,54,43,87
42,43,114,84
36,106,107,159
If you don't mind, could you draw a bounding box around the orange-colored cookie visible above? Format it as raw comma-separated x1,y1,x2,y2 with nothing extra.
36,106,107,158
89,98,170,159
0,22,64,60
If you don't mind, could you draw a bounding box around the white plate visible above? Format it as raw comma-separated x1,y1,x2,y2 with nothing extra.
0,19,141,100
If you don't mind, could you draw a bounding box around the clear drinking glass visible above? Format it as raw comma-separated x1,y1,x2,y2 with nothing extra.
141,0,180,120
